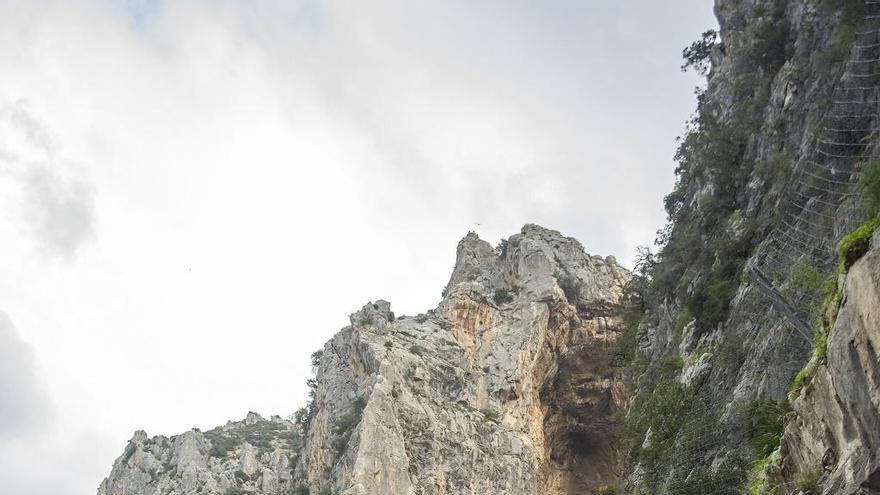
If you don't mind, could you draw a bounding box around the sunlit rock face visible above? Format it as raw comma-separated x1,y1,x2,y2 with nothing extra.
97,224,631,495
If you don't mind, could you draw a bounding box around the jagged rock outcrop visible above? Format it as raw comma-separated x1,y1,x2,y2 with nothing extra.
300,224,629,495
98,225,630,495
97,413,301,495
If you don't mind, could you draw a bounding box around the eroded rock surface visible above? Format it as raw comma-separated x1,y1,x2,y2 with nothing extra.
301,224,629,495
97,413,301,495
781,236,880,495
97,225,630,495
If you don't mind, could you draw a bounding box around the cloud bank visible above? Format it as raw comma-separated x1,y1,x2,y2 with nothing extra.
0,311,113,494
0,102,95,258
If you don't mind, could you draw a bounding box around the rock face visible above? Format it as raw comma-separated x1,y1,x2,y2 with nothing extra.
97,413,302,495
781,236,880,494
97,225,630,494
615,0,880,494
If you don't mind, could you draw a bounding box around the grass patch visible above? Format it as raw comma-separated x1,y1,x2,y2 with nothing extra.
743,400,792,457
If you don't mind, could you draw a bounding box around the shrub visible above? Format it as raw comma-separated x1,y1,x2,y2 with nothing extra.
682,29,717,75
666,455,748,495
495,239,508,258
838,216,878,270
861,160,880,215
743,400,792,457
493,288,514,305
331,398,366,458
795,467,823,494
310,350,323,369
482,409,500,422
614,310,644,365
688,276,737,332
746,455,776,495
745,2,791,72
408,344,428,356
789,261,824,297
623,380,695,480
817,0,864,68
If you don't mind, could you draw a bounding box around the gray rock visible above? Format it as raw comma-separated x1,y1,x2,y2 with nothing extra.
97,225,630,495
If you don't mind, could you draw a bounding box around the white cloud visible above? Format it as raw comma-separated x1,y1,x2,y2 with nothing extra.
0,311,50,438
0,1,716,493
0,311,115,494
0,102,95,258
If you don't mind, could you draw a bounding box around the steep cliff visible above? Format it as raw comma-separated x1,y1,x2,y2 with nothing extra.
97,225,631,495
618,0,880,494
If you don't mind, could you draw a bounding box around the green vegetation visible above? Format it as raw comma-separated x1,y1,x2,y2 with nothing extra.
493,288,514,305
795,467,823,494
789,261,824,298
649,2,793,337
408,344,428,356
746,455,777,495
743,400,792,457
204,420,302,458
482,409,500,423
622,379,696,486
666,455,748,495
861,160,880,215
839,216,879,270
746,2,792,71
681,29,717,75
331,398,366,458
614,310,643,366
817,0,865,68
495,238,508,258
311,350,323,369
290,485,310,495
791,211,878,397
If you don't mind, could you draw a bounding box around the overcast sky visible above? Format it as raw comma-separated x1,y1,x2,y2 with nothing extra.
0,1,716,493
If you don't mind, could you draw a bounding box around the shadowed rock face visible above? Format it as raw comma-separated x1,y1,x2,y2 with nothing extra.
97,224,630,495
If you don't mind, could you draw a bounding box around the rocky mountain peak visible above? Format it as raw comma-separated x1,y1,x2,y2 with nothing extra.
98,224,631,495
444,224,628,309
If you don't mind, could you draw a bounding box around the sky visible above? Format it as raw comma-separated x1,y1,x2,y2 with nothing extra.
0,0,716,493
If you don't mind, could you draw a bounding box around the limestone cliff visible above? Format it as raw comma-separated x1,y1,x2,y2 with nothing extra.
97,225,630,495
780,235,880,494
617,0,880,494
